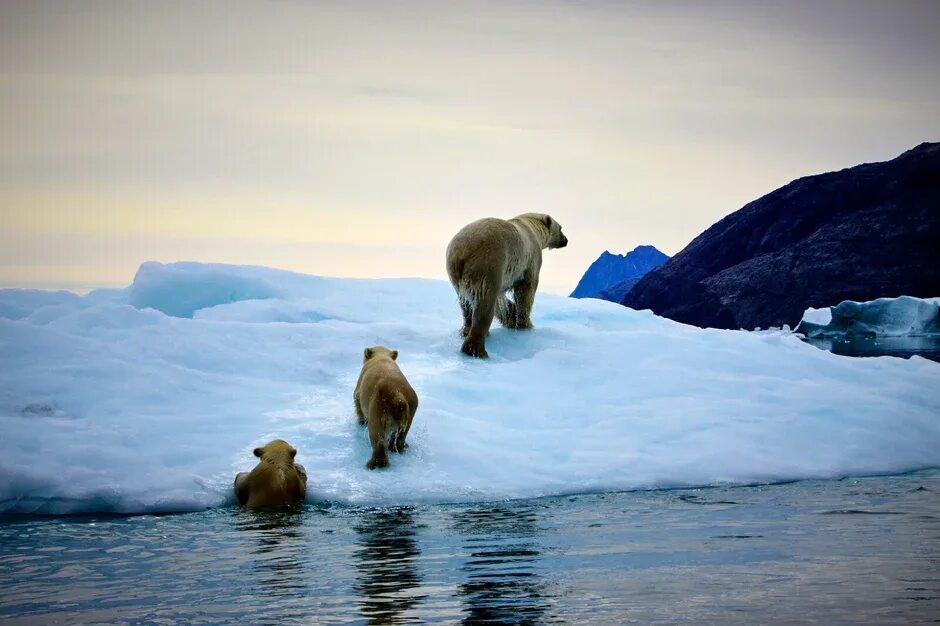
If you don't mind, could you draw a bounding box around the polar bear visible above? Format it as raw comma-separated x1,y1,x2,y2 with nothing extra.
445,213,568,358
354,346,419,469
234,439,307,509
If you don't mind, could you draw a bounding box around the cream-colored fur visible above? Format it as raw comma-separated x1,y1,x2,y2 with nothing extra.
233,439,307,509
445,213,568,358
354,346,419,469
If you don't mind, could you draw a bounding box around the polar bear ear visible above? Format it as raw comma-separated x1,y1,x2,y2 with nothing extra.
543,215,553,227
253,447,263,458
364,347,374,361
390,350,398,360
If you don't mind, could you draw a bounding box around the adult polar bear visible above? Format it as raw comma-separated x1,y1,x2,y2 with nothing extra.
446,213,568,358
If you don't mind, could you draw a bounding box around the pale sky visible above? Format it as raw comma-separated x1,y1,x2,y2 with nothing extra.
1,0,938,294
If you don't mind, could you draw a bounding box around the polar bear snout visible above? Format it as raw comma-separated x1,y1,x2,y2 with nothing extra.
550,232,569,249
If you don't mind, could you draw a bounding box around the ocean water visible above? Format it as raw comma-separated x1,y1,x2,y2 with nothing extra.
803,335,940,363
2,470,938,625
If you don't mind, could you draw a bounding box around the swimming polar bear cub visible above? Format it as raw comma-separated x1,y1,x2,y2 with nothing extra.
445,213,568,358
234,439,307,509
354,346,419,470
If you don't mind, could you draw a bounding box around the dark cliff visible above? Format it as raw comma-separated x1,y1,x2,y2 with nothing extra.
622,143,940,329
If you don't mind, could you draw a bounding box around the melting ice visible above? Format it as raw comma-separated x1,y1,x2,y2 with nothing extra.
1,262,938,515
799,295,940,338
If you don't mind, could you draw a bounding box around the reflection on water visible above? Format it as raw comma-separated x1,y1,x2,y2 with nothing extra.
1,472,939,624
353,507,426,624
453,505,556,625
802,335,940,362
234,509,307,601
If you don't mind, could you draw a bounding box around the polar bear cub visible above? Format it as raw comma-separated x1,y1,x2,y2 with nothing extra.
234,439,307,509
354,346,419,469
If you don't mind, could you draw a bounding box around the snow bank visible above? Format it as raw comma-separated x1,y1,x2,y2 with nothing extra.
798,296,940,338
1,262,939,515
127,261,289,318
0,289,82,320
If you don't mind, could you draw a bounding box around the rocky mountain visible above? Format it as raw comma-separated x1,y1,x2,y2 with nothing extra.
570,245,669,301
622,142,940,330
597,275,646,303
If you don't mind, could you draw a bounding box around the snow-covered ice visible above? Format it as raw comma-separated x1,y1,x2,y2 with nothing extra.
798,296,940,338
1,262,939,515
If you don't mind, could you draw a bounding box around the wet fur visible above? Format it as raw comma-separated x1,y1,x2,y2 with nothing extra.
233,439,307,509
354,346,419,469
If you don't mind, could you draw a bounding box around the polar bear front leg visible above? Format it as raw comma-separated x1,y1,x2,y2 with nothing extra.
511,273,538,330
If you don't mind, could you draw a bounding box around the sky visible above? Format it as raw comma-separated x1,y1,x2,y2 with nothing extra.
1,0,938,294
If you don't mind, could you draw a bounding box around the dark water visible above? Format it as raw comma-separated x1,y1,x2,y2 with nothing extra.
2,472,939,624
803,335,940,362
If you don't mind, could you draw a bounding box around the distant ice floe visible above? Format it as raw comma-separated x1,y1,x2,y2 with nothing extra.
1,262,938,515
798,296,940,338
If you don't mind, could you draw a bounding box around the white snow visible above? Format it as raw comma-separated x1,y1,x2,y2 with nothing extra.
800,306,832,327
1,262,939,515
798,296,940,338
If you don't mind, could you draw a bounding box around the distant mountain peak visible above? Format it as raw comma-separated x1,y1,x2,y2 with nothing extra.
570,245,669,300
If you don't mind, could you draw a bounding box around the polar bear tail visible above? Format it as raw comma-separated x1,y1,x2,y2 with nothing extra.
389,391,409,422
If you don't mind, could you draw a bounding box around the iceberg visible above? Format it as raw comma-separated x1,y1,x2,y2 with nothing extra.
797,296,940,338
1,262,938,515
